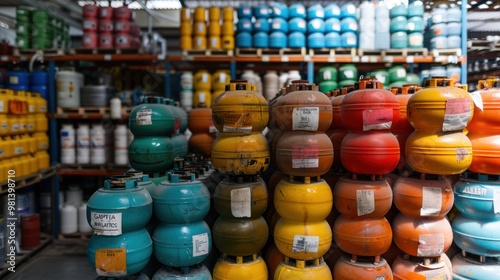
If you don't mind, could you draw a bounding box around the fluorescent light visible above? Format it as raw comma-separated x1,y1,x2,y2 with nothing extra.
77,1,182,10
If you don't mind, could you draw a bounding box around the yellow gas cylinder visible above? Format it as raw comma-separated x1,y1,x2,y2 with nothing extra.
274,217,332,260
1,136,13,159
34,132,49,150
0,114,8,135
27,92,36,114
212,90,225,104
208,36,221,49
0,160,6,183
212,70,230,91
27,134,37,154
194,90,212,108
194,70,212,91
35,113,48,132
212,80,269,133
213,254,268,280
208,21,221,36
405,130,472,174
222,35,235,50
0,89,12,114
180,36,192,50
222,6,234,22
407,77,474,133
18,134,30,156
193,21,207,36
275,257,332,280
34,93,47,113
194,6,206,22
222,21,235,36
26,114,36,132
36,150,50,170
9,115,20,134
209,6,221,21
21,155,33,175
274,176,333,222
180,7,192,22
193,36,207,49
211,132,270,175
180,21,192,36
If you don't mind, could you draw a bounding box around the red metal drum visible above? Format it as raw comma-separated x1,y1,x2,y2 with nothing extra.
21,213,40,249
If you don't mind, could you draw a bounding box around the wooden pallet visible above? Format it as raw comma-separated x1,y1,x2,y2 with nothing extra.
58,232,92,241
431,48,462,57
57,163,130,171
57,107,110,115
0,167,56,194
308,48,356,57
182,49,234,56
467,40,492,50
13,48,65,56
235,48,261,56
70,47,144,55
383,48,429,57
357,49,384,56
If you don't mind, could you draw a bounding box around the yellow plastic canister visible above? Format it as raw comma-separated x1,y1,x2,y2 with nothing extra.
35,113,48,132
34,93,47,113
194,6,206,22
222,6,235,22
18,114,27,133
0,114,9,135
222,35,235,50
1,136,13,158
213,255,268,280
0,89,12,114
212,70,230,91
193,21,207,36
180,21,192,36
208,36,221,49
34,132,49,150
29,154,39,173
180,7,192,22
27,92,36,114
36,150,50,170
208,21,221,36
194,70,212,90
209,6,221,21
0,160,6,183
193,36,207,49
27,134,37,154
222,21,235,36
0,137,6,159
9,115,20,134
274,257,333,280
180,35,192,50
26,114,36,132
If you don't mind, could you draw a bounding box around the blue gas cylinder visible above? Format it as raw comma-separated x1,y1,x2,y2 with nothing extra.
340,17,358,33
390,3,407,18
31,85,48,99
391,31,408,49
171,134,188,159
451,253,500,280
325,32,341,48
430,36,448,49
253,32,269,48
289,3,306,19
236,18,253,33
254,18,270,33
447,35,461,48
254,4,270,19
341,32,357,48
447,6,462,22
408,32,423,48
288,32,306,48
129,96,175,137
340,3,356,19
307,19,325,34
236,32,252,48
128,137,175,172
407,16,424,32
237,5,252,19
271,18,288,33
453,214,500,257
307,4,324,20
270,2,289,19
324,3,341,19
308,32,325,49
454,175,500,220
390,16,407,32
325,18,341,33
447,22,461,36
288,18,307,33
408,1,424,17
138,174,156,195
152,264,212,280
270,31,287,48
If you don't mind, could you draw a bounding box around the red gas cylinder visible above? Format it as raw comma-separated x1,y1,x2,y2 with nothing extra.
82,31,98,48
328,130,348,171
115,20,131,33
392,254,452,280
188,107,214,134
393,173,454,218
392,213,453,257
98,33,114,48
334,175,393,219
82,18,98,32
114,6,131,20
99,6,114,19
333,255,393,279
275,131,334,177
275,80,333,132
83,4,98,18
340,131,400,175
333,215,392,257
188,133,215,158
340,78,400,132
21,213,40,249
331,85,354,130
99,19,114,33
392,84,421,134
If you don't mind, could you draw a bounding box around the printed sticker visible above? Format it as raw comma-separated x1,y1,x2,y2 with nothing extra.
223,113,252,134
443,98,471,132
469,91,484,111
292,144,319,168
421,187,442,216
0,100,4,112
91,212,122,236
362,108,393,131
95,248,126,277
192,233,209,257
417,234,444,257
357,190,375,216
292,235,319,253
136,109,152,125
292,107,319,131
231,188,252,218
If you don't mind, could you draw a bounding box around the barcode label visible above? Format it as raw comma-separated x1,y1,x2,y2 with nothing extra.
192,233,209,257
136,109,152,125
292,235,319,253
292,107,320,131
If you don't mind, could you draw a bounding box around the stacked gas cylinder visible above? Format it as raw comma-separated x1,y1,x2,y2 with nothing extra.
390,77,474,278
332,78,399,279
210,79,270,279
271,80,333,279
86,175,153,278
452,77,500,279
187,99,216,159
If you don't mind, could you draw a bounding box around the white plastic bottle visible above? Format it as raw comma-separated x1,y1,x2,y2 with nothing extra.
110,96,122,119
76,124,90,164
90,124,106,164
78,203,92,233
286,70,302,85
114,124,129,165
278,71,289,89
241,69,255,85
60,124,75,164
60,203,78,234
264,71,279,101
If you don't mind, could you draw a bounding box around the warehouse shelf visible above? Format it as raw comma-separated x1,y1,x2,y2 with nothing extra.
51,107,132,120
56,163,130,177
0,167,57,195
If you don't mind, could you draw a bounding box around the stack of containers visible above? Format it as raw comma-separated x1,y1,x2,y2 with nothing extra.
15,7,31,49
235,5,253,48
425,4,462,50
288,3,307,48
192,7,207,50
307,4,325,49
407,1,424,49
323,4,341,49
269,3,289,49
31,10,55,49
97,5,114,48
193,70,212,108
208,6,221,49
179,71,193,111
114,5,139,49
392,77,474,278
327,85,353,171
446,6,462,49
187,98,215,158
375,2,390,50
332,78,398,278
151,173,212,279
179,7,192,50
452,78,500,278
273,80,334,279
338,64,358,88
316,66,338,94
358,1,375,50
221,6,235,50
86,176,153,278
0,90,49,182
210,80,270,279
339,3,358,48
253,4,271,48
16,7,70,49
390,3,408,49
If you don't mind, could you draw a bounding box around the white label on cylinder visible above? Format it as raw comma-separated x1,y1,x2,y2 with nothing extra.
136,109,152,125
362,108,393,131
292,235,319,253
344,70,354,79
297,6,305,15
349,22,357,31
12,123,19,132
323,71,331,81
494,189,500,214
83,20,95,29
407,22,415,31
84,36,91,44
298,21,306,28
316,10,324,18
0,101,4,112
397,68,406,77
14,147,23,154
356,190,375,216
312,20,321,29
421,187,442,216
230,188,251,218
192,233,209,257
220,73,227,83
469,91,484,111
292,107,319,131
202,73,208,83
29,105,35,113
90,212,122,236
417,234,444,256
443,98,471,132
9,76,19,85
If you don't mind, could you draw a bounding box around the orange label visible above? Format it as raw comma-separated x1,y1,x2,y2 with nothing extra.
95,248,127,276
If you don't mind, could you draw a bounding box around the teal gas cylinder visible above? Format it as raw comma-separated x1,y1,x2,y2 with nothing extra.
171,134,188,159
152,173,210,223
87,228,153,277
152,264,212,280
129,96,175,137
139,174,156,195
153,221,212,267
454,174,500,220
452,253,500,280
166,100,188,134
87,176,152,235
452,214,500,256
128,137,174,172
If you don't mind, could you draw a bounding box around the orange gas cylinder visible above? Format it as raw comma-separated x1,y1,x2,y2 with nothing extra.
270,130,283,164
333,216,392,257
392,213,453,257
211,132,270,175
392,254,452,280
188,133,215,158
392,84,420,134
265,243,285,280
188,107,214,134
213,176,268,219
468,133,500,175
407,77,474,133
212,80,269,133
328,129,348,170
274,218,332,260
340,78,400,132
466,77,500,133
405,130,472,175
275,131,333,177
330,85,354,130
333,255,393,279
393,173,454,218
213,254,268,280
334,175,393,219
274,176,332,222
275,80,333,132
212,216,268,257
340,131,400,175
274,257,332,279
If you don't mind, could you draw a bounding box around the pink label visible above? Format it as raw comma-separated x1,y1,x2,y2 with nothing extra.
417,234,445,257
443,98,471,132
362,108,393,131
445,98,471,114
292,144,319,168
